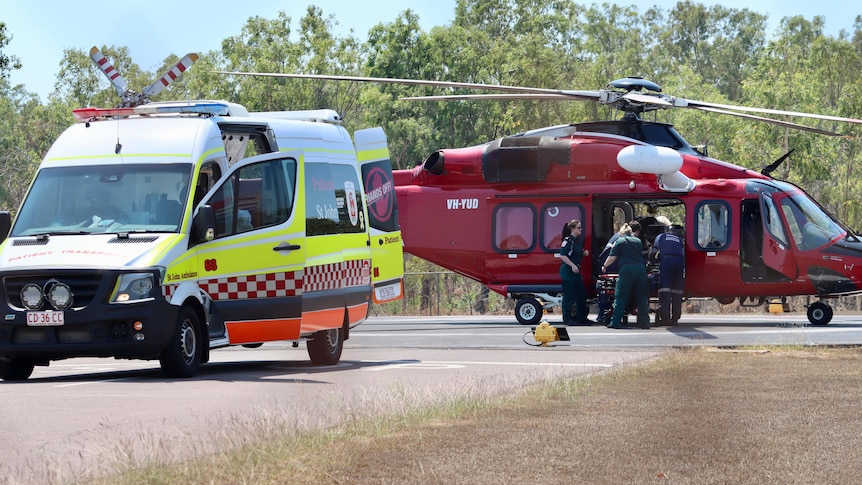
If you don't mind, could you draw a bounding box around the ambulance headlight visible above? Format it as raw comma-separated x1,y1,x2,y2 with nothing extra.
111,273,155,303
20,283,43,310
45,280,73,310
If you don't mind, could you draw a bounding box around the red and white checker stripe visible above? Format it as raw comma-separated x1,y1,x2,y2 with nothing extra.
200,271,302,300
304,260,371,293
161,261,370,300
163,271,302,301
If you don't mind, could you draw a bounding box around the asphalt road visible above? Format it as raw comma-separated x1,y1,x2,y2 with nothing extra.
2,313,861,484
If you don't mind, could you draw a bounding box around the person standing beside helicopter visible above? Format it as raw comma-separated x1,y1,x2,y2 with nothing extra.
601,221,650,329
650,224,685,325
559,220,594,325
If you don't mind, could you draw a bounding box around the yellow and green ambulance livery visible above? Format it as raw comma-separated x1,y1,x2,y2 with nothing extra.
0,101,404,380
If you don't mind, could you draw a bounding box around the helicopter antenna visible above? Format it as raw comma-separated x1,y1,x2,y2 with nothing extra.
761,149,795,177
89,46,198,108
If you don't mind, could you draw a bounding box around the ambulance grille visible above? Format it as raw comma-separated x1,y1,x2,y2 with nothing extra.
4,273,103,309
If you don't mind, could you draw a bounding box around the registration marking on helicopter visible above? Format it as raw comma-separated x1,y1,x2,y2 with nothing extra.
446,198,479,210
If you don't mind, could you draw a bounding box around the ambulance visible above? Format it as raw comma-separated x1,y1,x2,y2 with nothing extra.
0,100,404,380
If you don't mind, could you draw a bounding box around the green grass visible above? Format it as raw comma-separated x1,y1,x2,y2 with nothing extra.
69,346,862,484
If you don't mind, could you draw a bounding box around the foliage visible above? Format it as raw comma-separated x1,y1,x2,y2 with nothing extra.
2,2,862,312
0,23,21,79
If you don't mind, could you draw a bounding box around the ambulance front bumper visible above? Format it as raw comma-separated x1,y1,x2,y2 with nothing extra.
0,269,178,361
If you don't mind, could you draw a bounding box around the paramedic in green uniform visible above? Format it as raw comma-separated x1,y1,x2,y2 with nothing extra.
559,220,592,325
601,220,650,329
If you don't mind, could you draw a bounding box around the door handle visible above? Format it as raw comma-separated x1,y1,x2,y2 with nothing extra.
273,242,301,252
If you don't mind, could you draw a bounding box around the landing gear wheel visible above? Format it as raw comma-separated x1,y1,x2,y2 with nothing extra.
807,301,833,326
308,327,343,365
0,358,35,381
160,306,203,378
515,297,543,326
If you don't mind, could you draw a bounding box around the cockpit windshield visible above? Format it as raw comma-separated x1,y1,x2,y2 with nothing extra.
779,193,846,251
11,164,193,237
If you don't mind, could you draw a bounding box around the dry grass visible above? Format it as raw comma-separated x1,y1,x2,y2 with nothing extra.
82,347,862,484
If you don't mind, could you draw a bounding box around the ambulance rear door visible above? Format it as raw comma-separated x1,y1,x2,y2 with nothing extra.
194,151,305,345
354,127,405,303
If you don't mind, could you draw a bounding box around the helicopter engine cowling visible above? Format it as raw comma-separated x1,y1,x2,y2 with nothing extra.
616,144,695,192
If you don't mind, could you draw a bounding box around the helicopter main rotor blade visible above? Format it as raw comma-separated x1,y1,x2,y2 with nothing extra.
215,70,602,101
143,53,200,97
690,106,854,138
682,99,862,126
400,93,593,101
89,46,127,97
621,91,673,107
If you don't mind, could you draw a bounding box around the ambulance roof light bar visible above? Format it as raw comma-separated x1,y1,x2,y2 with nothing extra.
73,102,231,122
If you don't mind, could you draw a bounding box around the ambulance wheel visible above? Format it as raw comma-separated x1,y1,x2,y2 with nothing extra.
160,306,203,378
0,357,35,381
308,327,343,365
807,302,833,326
515,297,543,326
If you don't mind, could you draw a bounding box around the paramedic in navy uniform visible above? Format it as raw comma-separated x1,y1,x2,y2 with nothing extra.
650,224,685,325
559,220,593,325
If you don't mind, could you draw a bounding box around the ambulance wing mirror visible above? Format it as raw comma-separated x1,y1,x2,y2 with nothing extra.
192,205,215,244
0,212,10,243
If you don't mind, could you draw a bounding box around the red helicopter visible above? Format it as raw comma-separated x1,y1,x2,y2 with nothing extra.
220,71,862,326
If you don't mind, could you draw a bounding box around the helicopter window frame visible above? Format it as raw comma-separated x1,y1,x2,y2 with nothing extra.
540,203,586,252
760,194,789,247
694,200,731,251
492,203,537,254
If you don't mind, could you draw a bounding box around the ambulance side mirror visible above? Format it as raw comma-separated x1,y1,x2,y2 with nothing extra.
0,212,10,243
192,205,215,244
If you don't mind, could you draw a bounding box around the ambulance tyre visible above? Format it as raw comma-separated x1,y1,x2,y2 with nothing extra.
0,357,35,381
515,297,543,326
308,327,343,365
159,306,203,378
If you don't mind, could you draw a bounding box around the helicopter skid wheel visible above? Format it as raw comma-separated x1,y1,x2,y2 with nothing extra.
515,297,543,326
807,301,833,326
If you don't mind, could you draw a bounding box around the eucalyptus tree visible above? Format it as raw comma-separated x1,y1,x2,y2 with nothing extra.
0,23,21,79
646,1,767,101
217,7,365,117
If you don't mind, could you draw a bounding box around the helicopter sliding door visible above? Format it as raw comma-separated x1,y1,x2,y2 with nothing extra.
759,193,798,280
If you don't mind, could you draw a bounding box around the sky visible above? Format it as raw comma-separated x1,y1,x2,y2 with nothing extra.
3,0,860,102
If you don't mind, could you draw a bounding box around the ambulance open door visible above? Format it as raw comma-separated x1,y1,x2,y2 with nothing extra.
353,127,405,303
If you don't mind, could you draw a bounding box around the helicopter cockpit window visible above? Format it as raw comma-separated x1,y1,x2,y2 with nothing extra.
493,204,535,253
695,201,730,250
541,204,584,250
780,194,844,251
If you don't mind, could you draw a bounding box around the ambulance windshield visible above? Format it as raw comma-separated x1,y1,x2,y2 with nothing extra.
12,164,193,236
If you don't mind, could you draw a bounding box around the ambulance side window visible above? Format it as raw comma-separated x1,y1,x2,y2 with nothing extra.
208,158,296,238
305,163,365,236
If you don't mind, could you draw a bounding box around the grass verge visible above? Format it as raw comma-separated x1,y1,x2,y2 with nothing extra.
82,346,862,484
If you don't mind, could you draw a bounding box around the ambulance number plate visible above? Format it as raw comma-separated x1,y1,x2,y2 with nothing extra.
26,311,65,326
